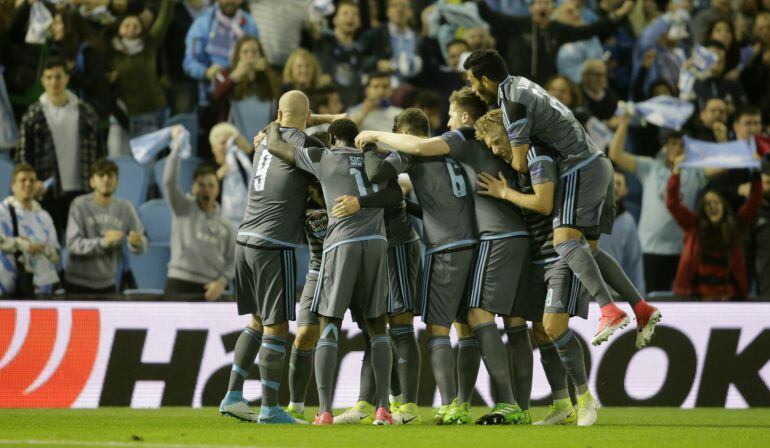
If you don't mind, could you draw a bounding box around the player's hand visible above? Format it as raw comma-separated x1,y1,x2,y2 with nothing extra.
204,279,227,301
253,131,266,149
103,230,125,247
476,172,509,200
355,131,380,148
332,195,361,218
127,231,143,247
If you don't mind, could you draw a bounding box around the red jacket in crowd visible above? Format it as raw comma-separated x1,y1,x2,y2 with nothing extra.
666,173,763,300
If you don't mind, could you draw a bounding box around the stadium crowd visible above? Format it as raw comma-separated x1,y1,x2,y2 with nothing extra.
1,0,770,301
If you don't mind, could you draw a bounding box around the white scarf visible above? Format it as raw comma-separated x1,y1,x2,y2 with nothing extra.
112,36,145,56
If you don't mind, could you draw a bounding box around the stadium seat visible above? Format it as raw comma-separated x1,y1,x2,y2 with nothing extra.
154,155,202,200
110,156,150,209
164,113,198,154
137,199,172,243
125,243,170,293
0,158,12,198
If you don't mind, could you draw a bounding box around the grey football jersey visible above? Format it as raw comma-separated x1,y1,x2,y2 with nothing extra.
304,207,327,271
498,75,601,178
517,146,559,264
238,128,321,248
369,152,420,247
295,145,386,250
441,128,528,239
378,151,477,253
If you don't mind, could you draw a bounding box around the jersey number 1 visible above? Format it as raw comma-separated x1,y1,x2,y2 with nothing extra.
350,167,379,197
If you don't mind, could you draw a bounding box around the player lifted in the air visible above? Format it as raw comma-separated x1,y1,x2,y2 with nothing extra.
462,49,660,347
265,108,395,426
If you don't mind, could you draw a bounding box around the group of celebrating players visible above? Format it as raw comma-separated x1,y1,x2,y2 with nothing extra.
216,49,662,427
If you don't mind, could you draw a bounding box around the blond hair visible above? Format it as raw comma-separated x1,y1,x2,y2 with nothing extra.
209,122,239,145
474,109,506,142
282,48,322,89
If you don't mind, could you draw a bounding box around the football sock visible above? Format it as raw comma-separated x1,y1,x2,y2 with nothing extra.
428,336,456,405
472,322,516,405
456,337,480,405
227,327,262,392
389,325,421,404
315,323,339,413
258,335,287,408
288,346,314,408
555,240,614,307
553,329,588,396
538,342,569,401
358,334,376,404
370,334,394,409
593,248,643,306
505,325,533,410
389,343,402,398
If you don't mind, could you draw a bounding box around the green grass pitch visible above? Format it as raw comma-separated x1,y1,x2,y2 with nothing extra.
1,407,769,447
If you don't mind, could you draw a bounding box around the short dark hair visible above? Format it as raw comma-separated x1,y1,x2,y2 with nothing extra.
364,70,391,87
308,85,341,111
414,91,441,110
90,159,118,177
735,105,762,120
41,56,69,74
328,118,359,146
393,108,430,136
11,163,37,184
462,49,508,83
449,87,488,121
193,164,218,180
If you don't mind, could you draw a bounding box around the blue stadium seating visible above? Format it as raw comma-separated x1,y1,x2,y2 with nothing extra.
0,159,11,198
137,199,172,243
164,113,198,154
110,156,150,209
125,243,170,293
154,155,202,200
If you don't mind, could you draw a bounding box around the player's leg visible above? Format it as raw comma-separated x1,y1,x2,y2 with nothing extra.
287,272,320,421
531,321,575,425
454,322,479,412
220,314,263,421
389,311,421,423
502,316,533,420
366,314,394,425
553,159,628,344
587,238,661,348
334,313,376,424
314,316,343,425
426,324,457,422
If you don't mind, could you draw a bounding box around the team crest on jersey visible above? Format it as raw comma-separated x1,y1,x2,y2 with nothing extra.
348,156,363,167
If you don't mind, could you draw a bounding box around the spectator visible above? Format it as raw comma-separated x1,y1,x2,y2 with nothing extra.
692,0,734,44
413,90,445,135
17,56,102,236
666,157,762,300
686,97,729,142
476,0,634,86
65,159,147,294
706,19,741,76
691,40,746,114
545,75,592,124
163,127,235,302
554,0,605,84
108,0,174,142
0,164,60,297
596,0,637,97
306,85,345,134
281,48,329,93
446,39,470,72
580,59,620,123
740,12,770,118
359,0,425,83
212,35,279,141
207,123,253,228
162,0,209,114
248,0,317,67
610,112,720,293
313,0,364,106
348,71,403,132
598,170,646,294
462,26,496,51
183,0,259,106
750,155,770,296
732,105,764,143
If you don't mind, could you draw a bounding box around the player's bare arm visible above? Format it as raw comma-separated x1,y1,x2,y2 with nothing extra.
356,131,450,156
265,123,297,164
510,143,530,173
307,113,348,127
477,172,554,215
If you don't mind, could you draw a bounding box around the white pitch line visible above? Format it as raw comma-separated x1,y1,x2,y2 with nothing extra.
0,440,283,448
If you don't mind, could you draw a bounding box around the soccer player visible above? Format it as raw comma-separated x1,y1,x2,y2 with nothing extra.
219,91,326,424
264,110,395,426
355,89,535,425
357,109,480,425
463,49,660,346
331,157,423,424
473,109,599,426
